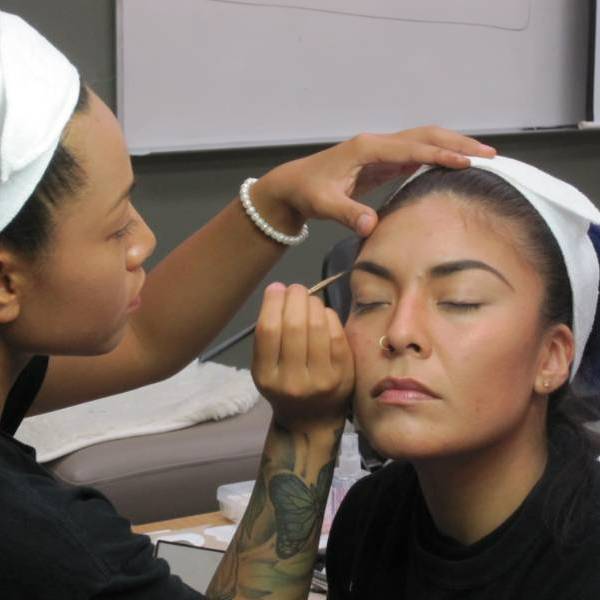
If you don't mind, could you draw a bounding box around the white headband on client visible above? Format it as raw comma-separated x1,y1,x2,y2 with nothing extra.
0,11,80,232
393,156,600,380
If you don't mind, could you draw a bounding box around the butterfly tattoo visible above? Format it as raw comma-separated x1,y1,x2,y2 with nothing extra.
269,460,333,559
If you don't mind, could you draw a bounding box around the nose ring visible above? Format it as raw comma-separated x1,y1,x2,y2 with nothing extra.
379,335,393,353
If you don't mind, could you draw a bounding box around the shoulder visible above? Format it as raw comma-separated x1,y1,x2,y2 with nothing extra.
0,439,200,598
540,533,600,599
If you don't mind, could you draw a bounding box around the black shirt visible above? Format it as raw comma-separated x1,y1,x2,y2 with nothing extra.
0,355,49,436
326,431,600,599
0,357,203,599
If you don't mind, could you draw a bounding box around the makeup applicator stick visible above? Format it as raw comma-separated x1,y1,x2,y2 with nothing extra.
198,271,348,363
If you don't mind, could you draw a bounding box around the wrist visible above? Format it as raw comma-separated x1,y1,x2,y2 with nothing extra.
272,412,347,443
251,173,306,236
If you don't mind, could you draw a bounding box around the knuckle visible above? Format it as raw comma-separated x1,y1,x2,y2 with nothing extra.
309,295,325,308
308,318,324,333
325,309,342,328
281,380,306,400
420,125,443,142
284,319,305,336
351,132,375,152
313,375,337,395
329,329,347,346
251,369,272,395
255,321,279,340
309,308,326,328
313,189,333,208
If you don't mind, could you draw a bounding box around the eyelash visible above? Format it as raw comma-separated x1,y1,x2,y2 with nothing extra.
438,301,482,312
352,301,482,314
113,220,136,240
351,301,387,314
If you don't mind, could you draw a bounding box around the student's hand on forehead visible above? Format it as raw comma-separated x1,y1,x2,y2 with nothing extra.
252,283,354,432
253,126,496,237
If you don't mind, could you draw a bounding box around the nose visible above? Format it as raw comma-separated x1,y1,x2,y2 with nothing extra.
126,208,157,271
384,291,432,359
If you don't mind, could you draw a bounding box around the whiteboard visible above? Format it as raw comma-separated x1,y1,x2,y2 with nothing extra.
116,0,589,155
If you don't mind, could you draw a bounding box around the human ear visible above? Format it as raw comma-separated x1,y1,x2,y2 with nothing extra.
533,324,574,395
0,251,24,324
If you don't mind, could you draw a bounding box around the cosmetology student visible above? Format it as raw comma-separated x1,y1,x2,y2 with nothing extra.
0,11,497,600
311,159,600,598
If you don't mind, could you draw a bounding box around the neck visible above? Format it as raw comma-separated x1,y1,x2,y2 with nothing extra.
0,342,33,415
414,406,548,546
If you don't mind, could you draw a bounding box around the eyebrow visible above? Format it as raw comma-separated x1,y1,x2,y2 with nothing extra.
352,261,395,281
351,259,514,290
107,180,137,215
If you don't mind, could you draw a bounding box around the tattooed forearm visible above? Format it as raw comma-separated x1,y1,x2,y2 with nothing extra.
270,459,335,559
206,417,343,600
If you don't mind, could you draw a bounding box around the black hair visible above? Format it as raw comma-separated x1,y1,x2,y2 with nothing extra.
380,167,600,547
0,83,90,260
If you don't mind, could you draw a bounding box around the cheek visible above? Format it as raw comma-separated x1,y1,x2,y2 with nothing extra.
440,317,542,436
447,319,539,391
345,323,384,427
44,250,130,336
346,324,380,380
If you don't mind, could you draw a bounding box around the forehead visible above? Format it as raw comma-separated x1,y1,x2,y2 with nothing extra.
61,90,133,210
357,193,538,281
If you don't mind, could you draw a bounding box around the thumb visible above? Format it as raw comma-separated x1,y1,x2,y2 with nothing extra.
332,193,378,236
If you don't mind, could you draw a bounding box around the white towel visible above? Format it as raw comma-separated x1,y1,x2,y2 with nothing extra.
15,361,261,463
0,11,80,231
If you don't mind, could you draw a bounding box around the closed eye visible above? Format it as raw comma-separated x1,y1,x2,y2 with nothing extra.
113,220,136,240
351,301,389,314
438,301,482,312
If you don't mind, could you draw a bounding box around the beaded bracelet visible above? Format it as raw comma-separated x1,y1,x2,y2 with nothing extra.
239,177,309,246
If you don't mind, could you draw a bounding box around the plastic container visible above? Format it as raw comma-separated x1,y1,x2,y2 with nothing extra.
322,430,369,534
217,480,255,522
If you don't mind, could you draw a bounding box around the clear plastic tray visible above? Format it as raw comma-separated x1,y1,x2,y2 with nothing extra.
217,480,255,522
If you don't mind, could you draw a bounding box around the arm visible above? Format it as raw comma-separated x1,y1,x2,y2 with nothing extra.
207,418,343,600
34,128,495,413
207,282,354,599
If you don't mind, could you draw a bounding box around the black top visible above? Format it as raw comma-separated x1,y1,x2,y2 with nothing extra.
0,357,204,599
0,355,49,436
326,431,600,599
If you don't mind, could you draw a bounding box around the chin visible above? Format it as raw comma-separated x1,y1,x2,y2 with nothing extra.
94,328,128,355
63,325,128,357
355,411,454,463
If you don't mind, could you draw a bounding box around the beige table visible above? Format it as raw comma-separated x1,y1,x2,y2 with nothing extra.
133,512,325,597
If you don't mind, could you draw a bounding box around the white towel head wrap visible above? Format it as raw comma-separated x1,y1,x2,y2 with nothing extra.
0,11,80,232
390,156,600,381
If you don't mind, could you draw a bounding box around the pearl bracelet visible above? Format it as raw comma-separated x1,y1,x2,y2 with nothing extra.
239,178,309,246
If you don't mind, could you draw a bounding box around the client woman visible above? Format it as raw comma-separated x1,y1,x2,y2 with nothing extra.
320,158,600,598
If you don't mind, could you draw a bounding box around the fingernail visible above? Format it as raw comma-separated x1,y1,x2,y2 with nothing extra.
479,143,496,154
266,282,286,292
357,213,374,236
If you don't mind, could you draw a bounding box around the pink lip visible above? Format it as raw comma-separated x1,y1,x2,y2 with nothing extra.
371,377,441,406
127,274,146,313
127,295,142,312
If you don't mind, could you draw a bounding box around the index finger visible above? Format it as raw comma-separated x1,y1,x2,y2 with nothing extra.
412,126,496,158
252,282,286,375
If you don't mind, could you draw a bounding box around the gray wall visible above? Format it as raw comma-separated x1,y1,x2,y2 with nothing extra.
7,0,600,368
